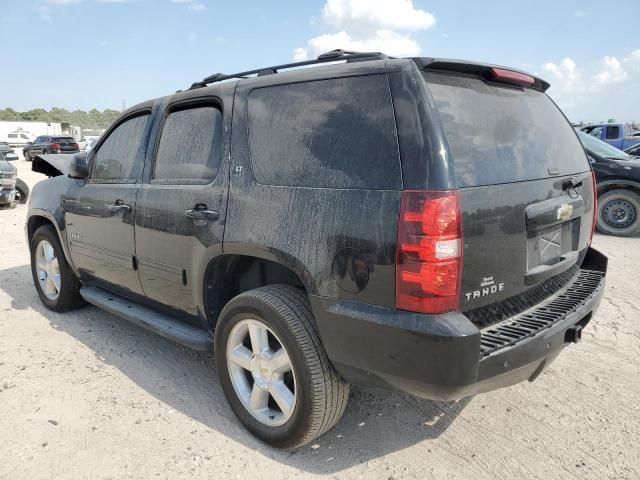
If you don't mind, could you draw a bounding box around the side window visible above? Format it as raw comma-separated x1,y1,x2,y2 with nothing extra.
153,106,223,184
8,133,17,139
33,136,43,144
247,75,401,189
91,113,149,182
606,126,620,140
588,126,603,138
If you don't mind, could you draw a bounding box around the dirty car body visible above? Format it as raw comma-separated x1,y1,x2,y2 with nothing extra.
27,51,607,447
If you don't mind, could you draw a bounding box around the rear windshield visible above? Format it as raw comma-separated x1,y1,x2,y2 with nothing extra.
424,73,589,187
52,137,75,142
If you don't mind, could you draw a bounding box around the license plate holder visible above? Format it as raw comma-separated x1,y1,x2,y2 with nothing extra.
527,220,579,271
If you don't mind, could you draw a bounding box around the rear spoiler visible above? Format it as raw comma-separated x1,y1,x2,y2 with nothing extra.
32,154,74,177
412,57,550,92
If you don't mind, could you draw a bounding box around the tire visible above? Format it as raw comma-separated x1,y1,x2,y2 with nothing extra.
30,225,85,312
215,285,350,449
15,178,29,204
596,189,640,237
23,150,31,161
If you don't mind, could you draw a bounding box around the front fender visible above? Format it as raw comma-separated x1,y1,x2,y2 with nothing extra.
26,175,83,275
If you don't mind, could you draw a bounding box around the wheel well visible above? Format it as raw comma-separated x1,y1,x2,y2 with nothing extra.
27,215,55,241
597,182,640,198
204,255,307,329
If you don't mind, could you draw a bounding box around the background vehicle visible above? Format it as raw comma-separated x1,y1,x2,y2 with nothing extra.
577,130,640,236
623,143,640,158
0,142,19,161
5,130,34,147
23,135,79,161
581,123,640,150
0,152,18,206
27,51,606,449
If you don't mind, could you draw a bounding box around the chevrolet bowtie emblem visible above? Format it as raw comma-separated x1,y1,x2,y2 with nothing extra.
557,204,573,221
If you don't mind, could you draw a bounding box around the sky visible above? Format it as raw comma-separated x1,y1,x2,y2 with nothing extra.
1,0,639,123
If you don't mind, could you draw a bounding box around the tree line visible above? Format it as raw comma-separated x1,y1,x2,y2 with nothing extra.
0,108,121,130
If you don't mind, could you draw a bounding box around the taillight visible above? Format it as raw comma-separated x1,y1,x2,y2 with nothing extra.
590,170,597,244
50,143,60,150
72,143,79,150
396,190,462,314
489,67,535,86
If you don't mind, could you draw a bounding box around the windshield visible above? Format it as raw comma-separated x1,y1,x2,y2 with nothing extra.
576,130,631,160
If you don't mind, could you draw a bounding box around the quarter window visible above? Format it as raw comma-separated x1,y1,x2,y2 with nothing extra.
91,113,149,182
153,106,223,184
606,126,619,140
247,75,401,189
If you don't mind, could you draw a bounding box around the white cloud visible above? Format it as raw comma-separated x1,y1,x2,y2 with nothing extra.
321,0,435,32
294,29,422,61
624,49,640,70
542,51,640,119
35,5,52,22
171,0,206,11
543,58,585,95
594,56,628,85
294,0,434,60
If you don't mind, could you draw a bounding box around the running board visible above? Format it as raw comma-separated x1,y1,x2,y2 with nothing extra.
80,286,213,351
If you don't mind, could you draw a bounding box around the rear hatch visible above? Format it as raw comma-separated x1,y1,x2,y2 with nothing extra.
423,70,595,327
52,137,78,152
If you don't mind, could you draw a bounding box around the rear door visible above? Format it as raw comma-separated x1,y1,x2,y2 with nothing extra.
64,111,151,296
423,72,595,324
134,100,228,315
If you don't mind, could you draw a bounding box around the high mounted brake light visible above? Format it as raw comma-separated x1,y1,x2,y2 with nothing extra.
396,191,462,314
489,67,535,86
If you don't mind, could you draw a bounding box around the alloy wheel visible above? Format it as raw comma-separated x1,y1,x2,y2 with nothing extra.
226,318,297,427
35,239,61,300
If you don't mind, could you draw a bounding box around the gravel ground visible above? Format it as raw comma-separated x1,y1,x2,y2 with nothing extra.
1,154,639,480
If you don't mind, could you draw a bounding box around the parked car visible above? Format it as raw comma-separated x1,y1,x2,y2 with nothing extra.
4,130,35,147
23,136,79,161
0,151,18,207
0,142,19,161
577,130,640,236
623,143,640,158
27,50,607,449
581,123,640,150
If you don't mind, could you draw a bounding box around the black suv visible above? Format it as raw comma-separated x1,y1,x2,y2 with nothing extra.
27,51,607,449
23,135,79,161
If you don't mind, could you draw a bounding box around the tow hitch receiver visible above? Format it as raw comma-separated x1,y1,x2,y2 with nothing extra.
565,325,583,344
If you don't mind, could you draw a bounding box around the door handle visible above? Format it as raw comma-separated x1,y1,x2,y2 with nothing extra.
108,201,131,214
185,206,219,221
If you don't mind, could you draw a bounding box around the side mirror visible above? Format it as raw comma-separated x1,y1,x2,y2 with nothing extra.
68,152,89,179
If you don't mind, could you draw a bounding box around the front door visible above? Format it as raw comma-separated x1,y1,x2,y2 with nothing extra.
64,111,152,296
135,101,228,315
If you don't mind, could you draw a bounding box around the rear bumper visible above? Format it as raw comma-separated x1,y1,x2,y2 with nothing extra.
311,247,607,401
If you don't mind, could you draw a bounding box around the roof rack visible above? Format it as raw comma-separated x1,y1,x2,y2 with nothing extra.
187,49,388,90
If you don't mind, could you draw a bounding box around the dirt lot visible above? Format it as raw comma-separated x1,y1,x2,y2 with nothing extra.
1,155,639,480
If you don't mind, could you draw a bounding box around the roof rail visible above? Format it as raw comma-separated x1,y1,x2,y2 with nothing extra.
187,49,388,90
